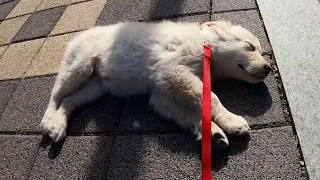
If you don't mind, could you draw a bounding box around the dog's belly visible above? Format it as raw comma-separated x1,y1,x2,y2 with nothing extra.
98,63,152,97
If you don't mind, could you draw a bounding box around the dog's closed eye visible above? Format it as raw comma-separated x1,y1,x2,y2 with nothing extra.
244,41,256,51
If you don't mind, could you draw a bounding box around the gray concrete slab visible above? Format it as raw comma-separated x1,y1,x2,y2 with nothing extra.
0,135,41,179
0,76,55,132
108,127,303,179
212,10,271,53
256,0,320,179
29,136,113,179
97,0,210,25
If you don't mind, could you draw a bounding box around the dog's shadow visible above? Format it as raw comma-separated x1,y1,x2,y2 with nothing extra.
212,79,273,118
39,135,65,160
39,78,272,175
153,79,272,171
155,132,250,172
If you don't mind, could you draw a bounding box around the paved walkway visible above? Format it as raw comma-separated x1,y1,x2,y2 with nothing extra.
0,0,309,179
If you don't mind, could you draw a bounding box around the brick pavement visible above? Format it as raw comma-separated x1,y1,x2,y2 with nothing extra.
0,0,308,179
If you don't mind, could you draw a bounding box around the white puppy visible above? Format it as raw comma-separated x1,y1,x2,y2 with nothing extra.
40,20,271,149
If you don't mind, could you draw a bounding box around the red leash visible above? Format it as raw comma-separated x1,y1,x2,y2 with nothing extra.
202,42,212,180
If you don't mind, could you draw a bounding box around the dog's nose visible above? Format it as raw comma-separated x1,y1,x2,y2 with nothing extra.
264,64,272,73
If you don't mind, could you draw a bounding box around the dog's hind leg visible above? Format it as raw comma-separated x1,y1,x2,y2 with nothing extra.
41,54,96,140
41,77,105,142
150,91,229,149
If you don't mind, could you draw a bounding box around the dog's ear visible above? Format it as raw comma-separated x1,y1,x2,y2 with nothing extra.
201,20,232,29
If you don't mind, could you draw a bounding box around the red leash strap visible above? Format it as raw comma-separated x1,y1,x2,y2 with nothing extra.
202,43,212,180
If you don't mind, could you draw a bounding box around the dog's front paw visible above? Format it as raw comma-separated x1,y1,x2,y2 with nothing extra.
216,113,250,136
40,114,67,142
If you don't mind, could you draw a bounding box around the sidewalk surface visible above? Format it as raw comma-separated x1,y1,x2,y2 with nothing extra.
0,0,311,179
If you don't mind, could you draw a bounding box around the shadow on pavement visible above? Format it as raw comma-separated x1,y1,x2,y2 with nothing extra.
213,80,272,118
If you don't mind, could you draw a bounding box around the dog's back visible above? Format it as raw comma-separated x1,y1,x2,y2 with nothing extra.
62,21,203,96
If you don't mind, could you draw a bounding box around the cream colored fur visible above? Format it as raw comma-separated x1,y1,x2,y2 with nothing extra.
40,20,271,149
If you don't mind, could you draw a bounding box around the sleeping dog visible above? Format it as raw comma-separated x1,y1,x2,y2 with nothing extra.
40,20,271,149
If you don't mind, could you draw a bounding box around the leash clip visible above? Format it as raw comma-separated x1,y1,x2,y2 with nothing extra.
203,41,212,59
203,40,210,46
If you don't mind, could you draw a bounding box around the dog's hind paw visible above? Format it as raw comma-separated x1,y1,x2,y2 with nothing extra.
40,117,67,142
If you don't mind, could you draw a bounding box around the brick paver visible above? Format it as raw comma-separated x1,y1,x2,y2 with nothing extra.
0,76,54,132
0,15,30,45
0,135,41,179
29,136,113,179
50,0,107,35
36,0,72,11
25,32,78,76
0,38,44,79
0,0,307,179
13,6,66,42
6,0,43,19
0,0,19,21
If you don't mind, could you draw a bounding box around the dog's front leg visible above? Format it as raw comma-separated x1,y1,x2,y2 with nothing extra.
154,65,250,136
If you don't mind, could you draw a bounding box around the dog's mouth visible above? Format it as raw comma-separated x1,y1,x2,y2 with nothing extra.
238,64,266,80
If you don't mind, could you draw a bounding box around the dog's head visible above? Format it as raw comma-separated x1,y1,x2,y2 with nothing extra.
200,20,271,84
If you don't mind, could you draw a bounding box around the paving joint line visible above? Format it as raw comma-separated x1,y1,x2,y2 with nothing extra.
141,11,210,22
70,0,94,6
48,29,84,38
3,0,45,22
0,0,14,6
32,5,67,15
25,138,42,180
3,12,32,22
0,45,9,59
100,97,126,177
249,121,291,130
19,38,48,81
12,35,47,44
94,0,107,26
212,8,257,14
4,0,46,47
209,0,213,17
0,78,21,121
0,131,42,135
20,73,57,80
